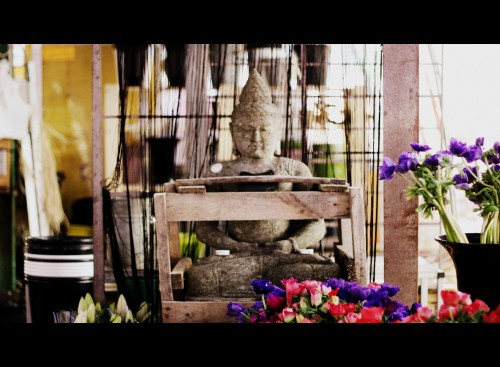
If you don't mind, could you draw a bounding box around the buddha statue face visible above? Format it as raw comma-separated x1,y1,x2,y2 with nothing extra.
229,69,281,159
230,114,279,159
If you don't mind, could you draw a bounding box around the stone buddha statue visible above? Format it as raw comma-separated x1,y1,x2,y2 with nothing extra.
185,69,341,300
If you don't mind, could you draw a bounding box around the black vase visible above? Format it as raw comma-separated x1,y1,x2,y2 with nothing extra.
435,233,500,310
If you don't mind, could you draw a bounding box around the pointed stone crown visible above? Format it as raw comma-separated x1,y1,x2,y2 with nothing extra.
232,69,280,125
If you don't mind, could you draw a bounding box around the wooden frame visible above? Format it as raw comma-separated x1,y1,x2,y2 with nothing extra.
153,176,367,323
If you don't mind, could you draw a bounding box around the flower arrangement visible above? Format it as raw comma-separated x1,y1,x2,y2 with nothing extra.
53,293,151,323
226,277,500,323
378,137,500,244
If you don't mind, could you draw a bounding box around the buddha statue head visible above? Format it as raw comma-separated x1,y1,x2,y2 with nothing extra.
230,69,281,159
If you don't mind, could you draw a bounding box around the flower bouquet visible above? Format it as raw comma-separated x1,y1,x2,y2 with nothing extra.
226,277,500,323
378,137,500,244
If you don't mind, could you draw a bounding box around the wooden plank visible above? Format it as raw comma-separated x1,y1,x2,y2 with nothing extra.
92,44,105,303
175,176,346,187
164,182,176,193
383,44,419,306
171,257,193,290
177,185,206,194
154,193,174,302
349,187,367,286
165,191,351,221
317,184,349,192
162,300,255,323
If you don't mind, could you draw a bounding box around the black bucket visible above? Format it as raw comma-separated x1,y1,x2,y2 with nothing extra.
24,236,94,323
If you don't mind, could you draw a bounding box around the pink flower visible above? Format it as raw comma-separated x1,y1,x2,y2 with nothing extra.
282,278,306,306
340,312,360,323
400,306,434,323
280,307,296,323
310,288,323,307
417,306,435,320
302,280,322,291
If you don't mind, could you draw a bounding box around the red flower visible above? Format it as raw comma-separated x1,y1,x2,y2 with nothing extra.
483,305,500,323
438,304,459,321
266,295,286,311
328,288,340,298
441,290,471,307
462,299,490,317
359,307,384,323
328,303,347,318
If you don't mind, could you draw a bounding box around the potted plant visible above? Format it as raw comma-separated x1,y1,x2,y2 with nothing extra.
379,137,500,309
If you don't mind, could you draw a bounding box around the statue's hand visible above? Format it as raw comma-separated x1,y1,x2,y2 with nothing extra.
263,240,293,254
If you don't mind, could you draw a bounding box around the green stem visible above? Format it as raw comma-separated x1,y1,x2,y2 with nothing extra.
481,211,500,244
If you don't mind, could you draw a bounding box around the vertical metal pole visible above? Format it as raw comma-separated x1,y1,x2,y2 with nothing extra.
300,44,308,164
92,45,105,303
383,44,419,306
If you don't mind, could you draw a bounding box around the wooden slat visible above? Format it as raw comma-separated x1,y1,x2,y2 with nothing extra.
154,193,174,302
317,184,349,192
92,44,105,303
171,257,192,290
350,187,367,286
175,176,346,187
177,185,206,194
162,301,255,323
383,44,419,306
164,191,351,221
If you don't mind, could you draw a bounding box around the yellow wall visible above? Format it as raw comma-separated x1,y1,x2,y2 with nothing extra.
42,45,117,222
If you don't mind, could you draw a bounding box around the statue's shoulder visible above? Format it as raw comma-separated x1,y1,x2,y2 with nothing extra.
276,157,312,177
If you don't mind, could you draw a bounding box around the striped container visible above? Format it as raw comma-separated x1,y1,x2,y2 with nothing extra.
24,236,93,323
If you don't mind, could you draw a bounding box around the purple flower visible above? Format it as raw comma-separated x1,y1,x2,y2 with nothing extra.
388,311,407,322
476,137,484,146
463,166,478,182
325,277,346,290
381,283,400,297
395,152,419,174
449,138,468,156
378,157,396,180
453,173,468,185
410,142,431,152
251,300,264,310
453,173,470,189
269,286,286,298
409,302,422,314
495,141,500,155
424,153,443,167
340,283,370,303
251,279,274,294
463,145,483,163
494,165,500,172
227,302,246,317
